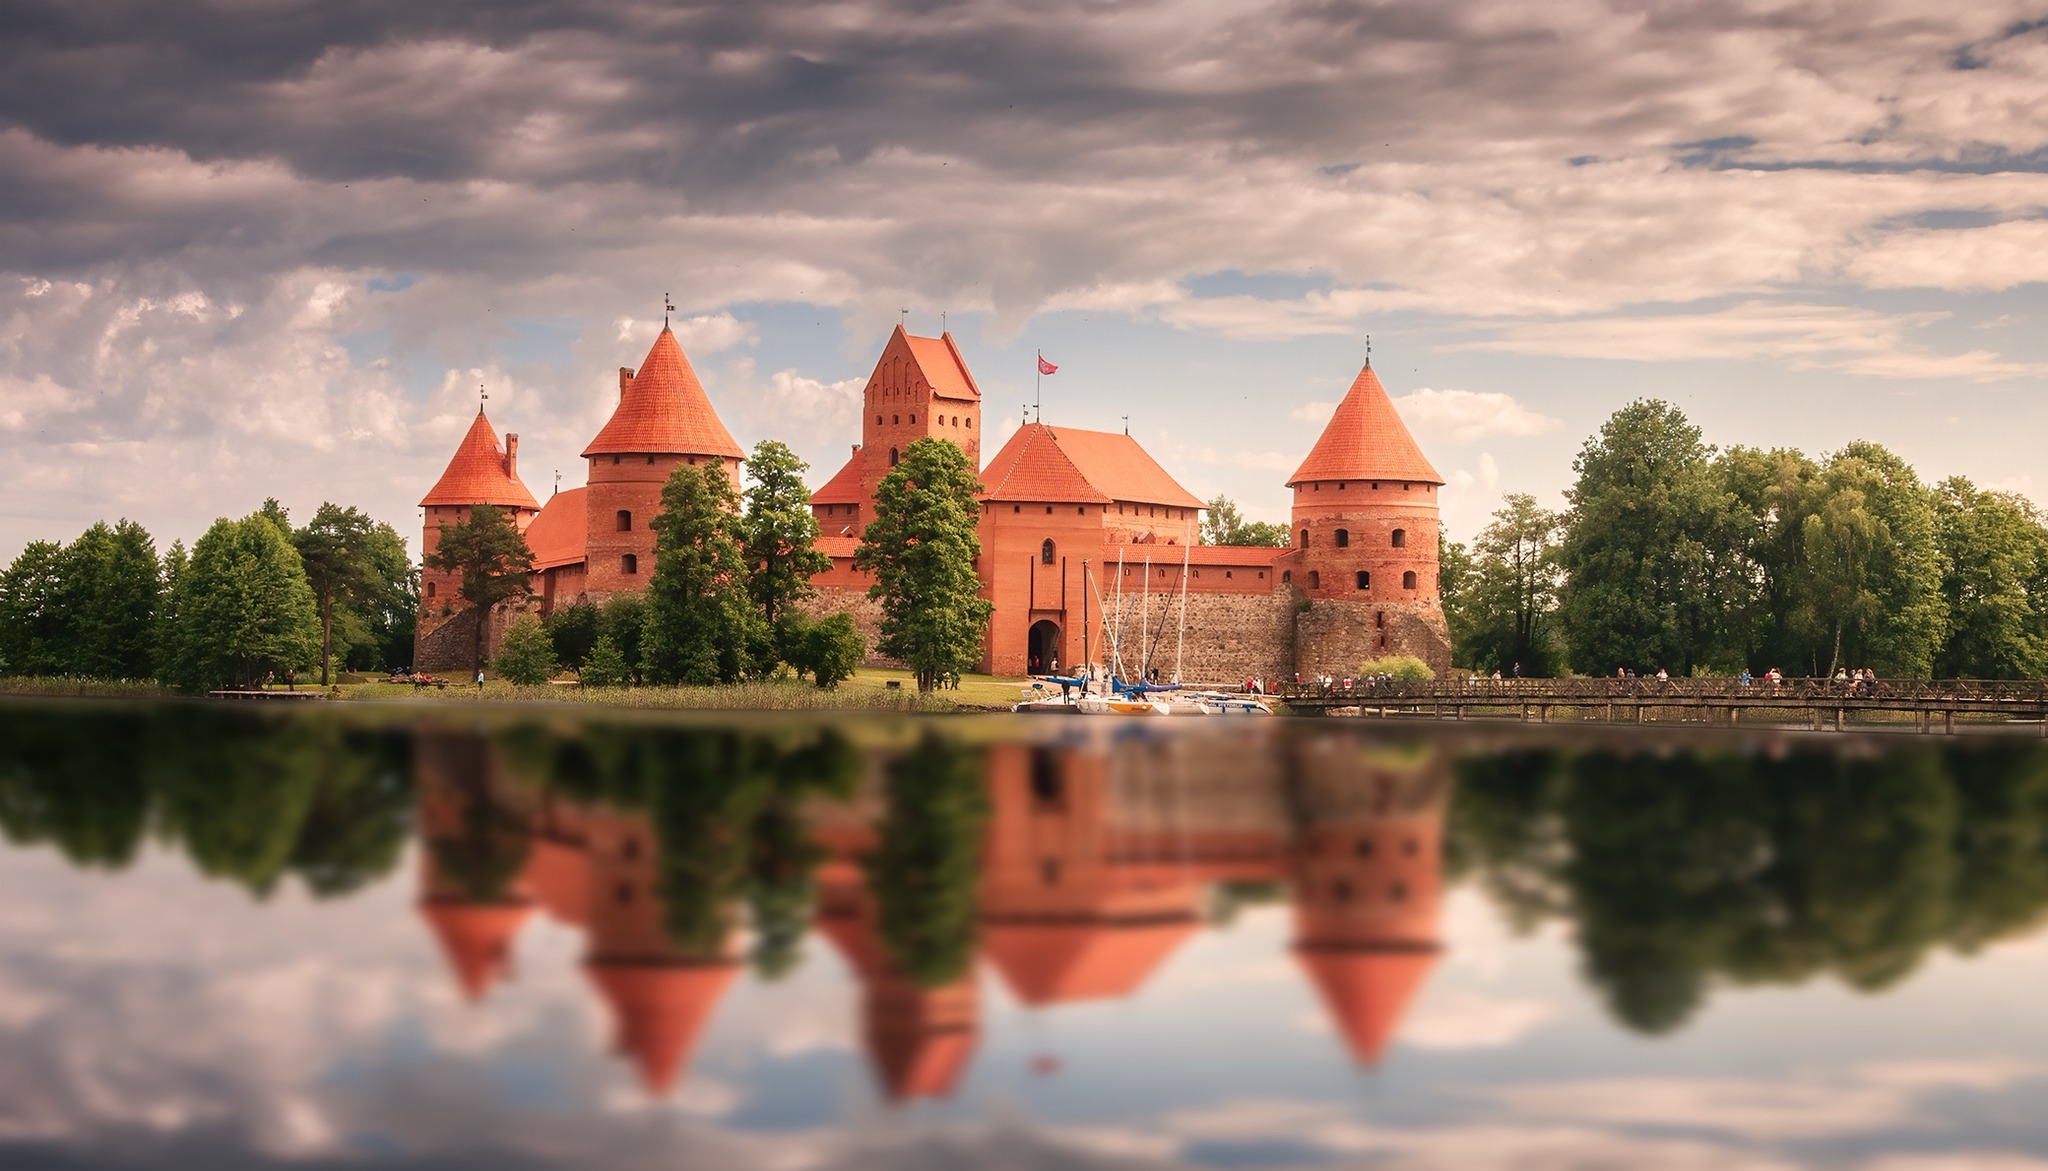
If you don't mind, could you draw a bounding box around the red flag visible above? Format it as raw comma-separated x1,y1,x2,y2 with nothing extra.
1037,355,1058,375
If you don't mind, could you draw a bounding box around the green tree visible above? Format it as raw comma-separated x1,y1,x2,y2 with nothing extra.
421,504,534,676
1932,478,2048,679
54,520,162,680
0,541,69,676
1201,494,1292,547
781,611,865,688
1457,494,1565,676
1786,443,1944,677
493,613,558,685
855,437,994,692
155,539,188,673
1557,401,1748,676
579,634,630,687
642,464,766,685
598,593,647,683
293,503,409,683
743,440,830,629
1438,531,1476,665
545,603,602,670
162,513,321,691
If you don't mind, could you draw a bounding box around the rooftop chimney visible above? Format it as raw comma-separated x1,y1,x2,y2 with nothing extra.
505,433,519,478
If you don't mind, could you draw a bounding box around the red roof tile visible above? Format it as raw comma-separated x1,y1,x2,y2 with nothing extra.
904,332,982,402
582,327,745,459
1288,364,1443,486
980,917,1198,1007
418,900,534,1002
1294,944,1439,1066
981,424,1204,509
816,535,861,559
421,411,540,510
524,487,587,569
811,448,865,506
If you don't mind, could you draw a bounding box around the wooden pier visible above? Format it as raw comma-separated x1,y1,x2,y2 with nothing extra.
1275,677,2048,735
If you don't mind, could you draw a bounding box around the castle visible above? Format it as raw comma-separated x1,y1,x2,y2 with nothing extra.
415,323,1451,679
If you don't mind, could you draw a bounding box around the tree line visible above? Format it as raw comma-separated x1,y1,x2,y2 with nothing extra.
437,436,990,693
1442,400,2048,679
0,500,414,690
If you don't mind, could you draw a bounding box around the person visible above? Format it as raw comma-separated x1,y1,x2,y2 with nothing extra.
1739,668,1752,688
1510,661,1521,679
1656,667,1669,682
284,668,295,692
1490,668,1502,680
1049,654,1059,675
475,669,485,692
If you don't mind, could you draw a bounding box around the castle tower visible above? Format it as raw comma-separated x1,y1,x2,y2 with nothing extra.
1287,745,1449,1066
413,731,537,1003
810,327,983,534
814,875,980,1103
579,809,741,1097
415,410,541,669
1287,360,1451,676
581,325,745,602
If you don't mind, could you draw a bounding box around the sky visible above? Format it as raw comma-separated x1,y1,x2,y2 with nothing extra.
4,0,2048,557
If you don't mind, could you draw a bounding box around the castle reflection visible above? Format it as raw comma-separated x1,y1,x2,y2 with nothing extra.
411,727,1452,1102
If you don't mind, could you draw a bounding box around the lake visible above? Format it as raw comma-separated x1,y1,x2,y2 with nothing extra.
2,699,2045,1169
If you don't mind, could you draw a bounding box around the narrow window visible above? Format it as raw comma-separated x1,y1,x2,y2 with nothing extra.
1376,610,1386,629
1403,570,1417,589
1076,506,1085,515
426,582,437,599
892,415,899,424
1041,539,1056,565
622,553,638,575
1355,571,1369,590
1012,504,1021,513
876,415,882,424
1299,528,1310,548
616,510,631,532
1391,528,1407,548
646,455,655,465
909,414,916,423
612,455,620,465
1307,570,1321,590
1281,571,1290,584
1335,529,1349,548
889,447,899,466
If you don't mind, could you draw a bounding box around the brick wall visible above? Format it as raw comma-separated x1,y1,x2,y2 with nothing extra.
1294,597,1452,679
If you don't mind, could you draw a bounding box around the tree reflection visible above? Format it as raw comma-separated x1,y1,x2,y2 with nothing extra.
1452,740,2048,1034
865,733,987,987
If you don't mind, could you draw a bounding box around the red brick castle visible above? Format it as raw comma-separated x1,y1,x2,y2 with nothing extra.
415,324,1451,679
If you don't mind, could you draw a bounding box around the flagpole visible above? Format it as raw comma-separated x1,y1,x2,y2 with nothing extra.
1035,349,1042,423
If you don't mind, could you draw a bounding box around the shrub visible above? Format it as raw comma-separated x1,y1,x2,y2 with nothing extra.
1358,654,1434,681
580,634,629,688
545,603,602,669
802,613,865,689
494,614,558,685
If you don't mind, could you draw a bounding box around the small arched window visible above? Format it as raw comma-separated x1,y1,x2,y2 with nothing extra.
1299,528,1310,548
616,510,631,532
1403,570,1417,589
1281,570,1292,584
1335,528,1349,548
1355,571,1369,590
1307,570,1321,590
622,554,638,575
1391,528,1407,548
1041,539,1056,565
909,414,916,423
425,582,436,599
889,447,899,466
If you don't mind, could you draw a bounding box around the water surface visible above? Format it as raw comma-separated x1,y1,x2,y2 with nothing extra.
2,701,2045,1169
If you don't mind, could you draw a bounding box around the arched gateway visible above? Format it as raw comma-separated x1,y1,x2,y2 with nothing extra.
1027,620,1062,675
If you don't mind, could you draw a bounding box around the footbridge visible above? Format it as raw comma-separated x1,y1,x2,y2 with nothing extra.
1274,676,2048,735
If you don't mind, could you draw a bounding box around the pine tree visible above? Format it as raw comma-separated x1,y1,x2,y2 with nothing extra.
642,464,767,685
743,440,829,629
493,614,557,685
421,504,534,675
292,503,384,684
855,437,993,692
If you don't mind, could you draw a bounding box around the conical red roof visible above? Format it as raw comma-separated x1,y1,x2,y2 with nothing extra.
582,326,745,459
981,918,1197,1007
583,961,740,1096
418,899,535,1002
1293,943,1439,1066
421,411,540,509
1288,364,1442,486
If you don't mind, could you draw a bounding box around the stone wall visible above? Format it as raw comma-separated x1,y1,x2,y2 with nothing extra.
412,598,543,674
1294,597,1451,680
1092,588,1298,686
796,584,901,668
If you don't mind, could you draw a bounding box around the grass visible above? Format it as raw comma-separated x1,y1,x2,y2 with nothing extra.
0,676,173,699
311,664,1031,713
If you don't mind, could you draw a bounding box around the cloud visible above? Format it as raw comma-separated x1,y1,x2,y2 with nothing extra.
1400,991,1556,1049
1845,219,2048,293
1290,400,1337,425
1391,389,1560,444
1454,301,2048,382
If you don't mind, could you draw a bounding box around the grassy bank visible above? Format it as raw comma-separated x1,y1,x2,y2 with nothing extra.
311,665,1028,712
0,677,173,700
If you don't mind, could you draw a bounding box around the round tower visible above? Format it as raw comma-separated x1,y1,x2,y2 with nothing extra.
415,409,540,671
581,325,746,602
1285,360,1451,676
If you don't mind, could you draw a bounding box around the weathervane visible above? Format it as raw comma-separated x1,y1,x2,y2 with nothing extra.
941,310,948,333
1365,333,1372,368
900,307,910,329
665,293,675,328
478,381,488,415
1121,415,1129,436
554,469,561,496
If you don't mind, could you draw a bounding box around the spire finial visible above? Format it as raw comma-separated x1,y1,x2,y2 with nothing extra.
900,307,909,330
664,293,675,329
553,469,561,496
941,310,947,334
1122,415,1130,436
478,381,488,415
1365,334,1372,369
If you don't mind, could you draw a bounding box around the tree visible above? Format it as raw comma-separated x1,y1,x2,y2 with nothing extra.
0,541,69,676
1459,495,1565,676
292,503,382,684
781,611,865,688
162,513,321,691
1439,531,1475,665
743,440,830,629
155,539,188,673
1202,494,1291,547
1933,479,2048,679
855,437,994,692
494,614,557,685
1557,401,1747,676
545,603,602,670
579,634,630,687
598,593,647,683
54,520,162,680
1786,443,1944,677
642,464,767,685
421,504,534,676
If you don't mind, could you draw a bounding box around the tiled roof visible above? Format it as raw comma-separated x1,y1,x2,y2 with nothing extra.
905,331,982,401
816,535,861,559
417,900,534,1002
981,424,1204,509
1294,945,1439,1066
1288,364,1443,486
524,487,587,569
583,962,741,1096
811,448,865,505
582,326,746,459
980,918,1198,1007
421,412,540,510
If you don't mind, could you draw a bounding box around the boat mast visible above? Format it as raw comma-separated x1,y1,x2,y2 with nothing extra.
1174,518,1192,684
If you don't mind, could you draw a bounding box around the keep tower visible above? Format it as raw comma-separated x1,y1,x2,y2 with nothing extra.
810,327,983,534
1286,360,1451,676
582,325,745,601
